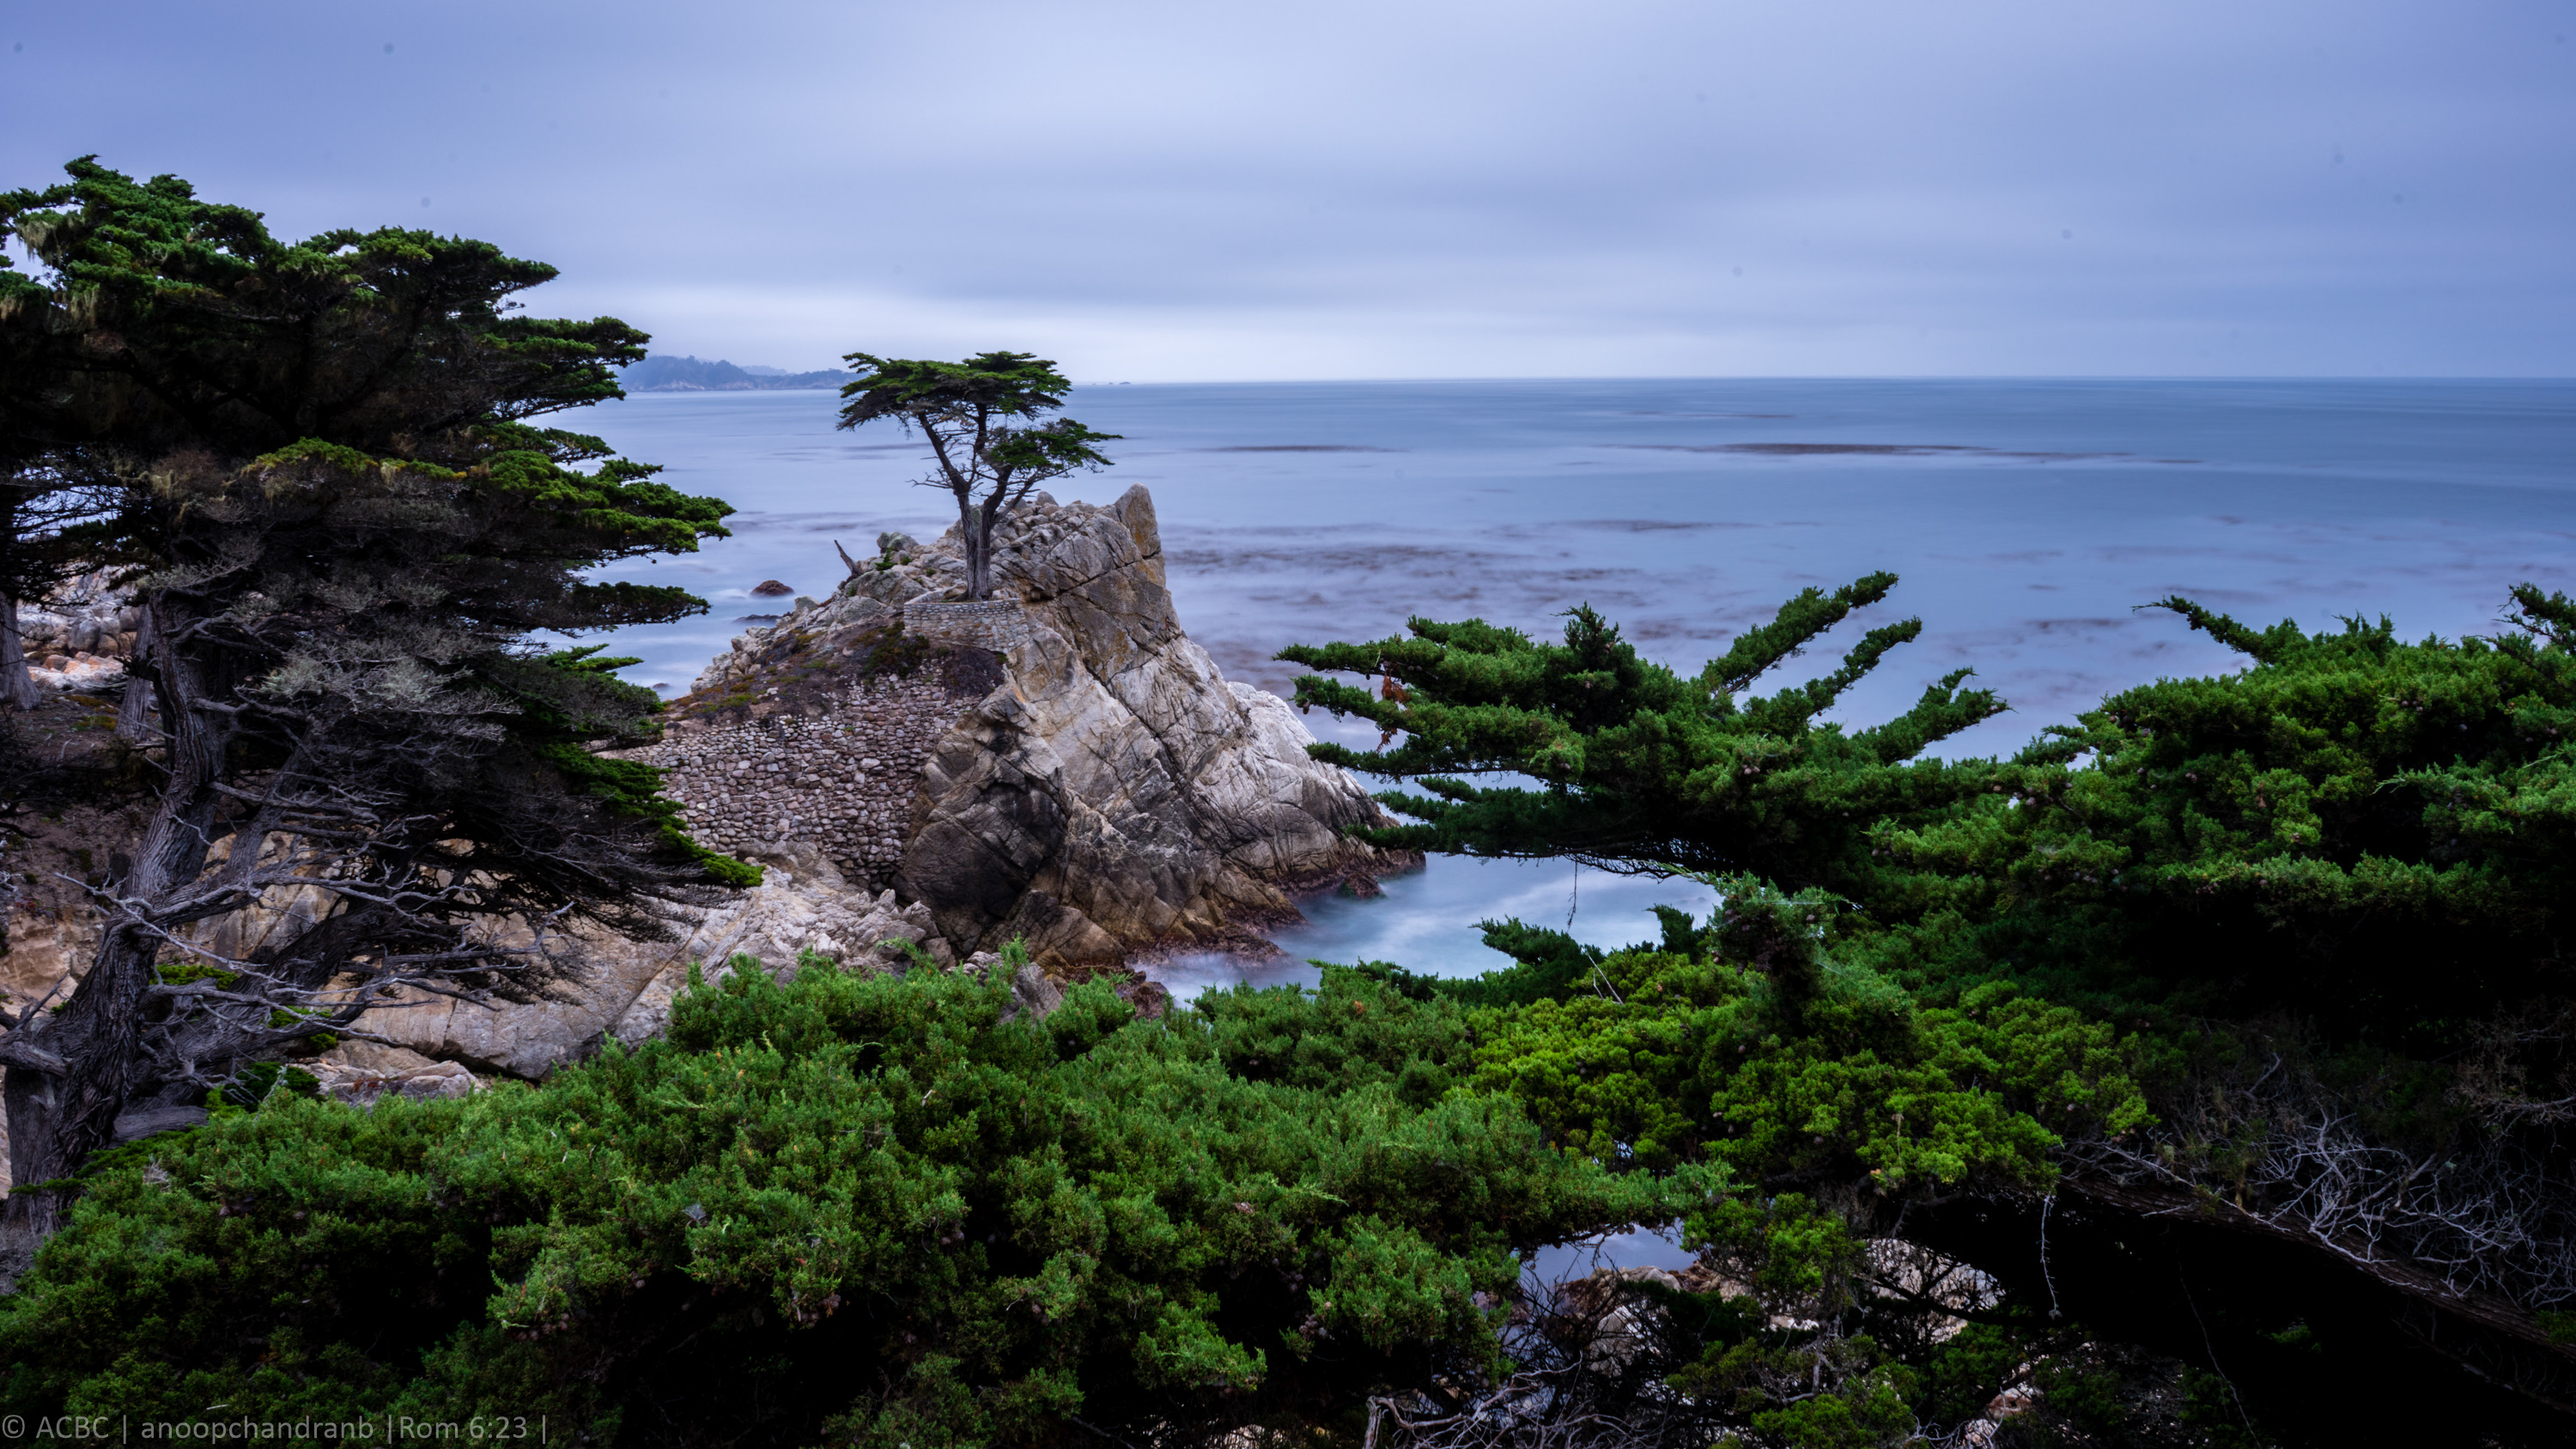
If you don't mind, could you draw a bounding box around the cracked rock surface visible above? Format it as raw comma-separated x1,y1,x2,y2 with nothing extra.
633,482,1413,970
349,844,945,1077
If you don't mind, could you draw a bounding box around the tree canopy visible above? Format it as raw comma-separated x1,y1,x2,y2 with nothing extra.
0,156,646,463
1281,576,2008,890
1287,580,2576,1030
835,350,1117,599
0,160,739,1252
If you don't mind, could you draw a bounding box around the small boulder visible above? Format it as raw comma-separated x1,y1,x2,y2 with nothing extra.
309,1045,481,1106
1007,961,1066,1021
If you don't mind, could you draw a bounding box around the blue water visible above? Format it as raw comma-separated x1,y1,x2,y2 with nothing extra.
575,379,2576,993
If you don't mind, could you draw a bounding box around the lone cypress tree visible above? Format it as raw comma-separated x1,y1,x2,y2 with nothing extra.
0,161,739,1252
834,350,1117,600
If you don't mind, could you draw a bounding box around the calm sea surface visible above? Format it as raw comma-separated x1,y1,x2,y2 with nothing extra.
575,379,2576,996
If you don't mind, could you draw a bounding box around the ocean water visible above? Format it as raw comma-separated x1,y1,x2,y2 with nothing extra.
574,379,2576,995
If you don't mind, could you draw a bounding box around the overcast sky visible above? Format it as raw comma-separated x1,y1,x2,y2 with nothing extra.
6,0,2571,379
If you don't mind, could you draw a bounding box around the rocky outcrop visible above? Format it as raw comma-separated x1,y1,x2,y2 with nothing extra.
633,482,1410,969
12,568,138,692
349,845,946,1077
0,844,947,1164
1,904,95,1021
308,1043,480,1106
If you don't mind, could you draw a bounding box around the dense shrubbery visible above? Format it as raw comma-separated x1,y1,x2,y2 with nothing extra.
1356,891,2149,1187
0,955,1651,1445
3,952,2171,1449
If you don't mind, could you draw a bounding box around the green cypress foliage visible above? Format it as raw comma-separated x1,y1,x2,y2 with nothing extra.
1286,576,2576,1034
1279,581,2006,890
0,159,646,460
834,352,1119,601
0,161,747,1229
0,960,1649,1442
1880,587,2576,1029
1283,577,2576,1439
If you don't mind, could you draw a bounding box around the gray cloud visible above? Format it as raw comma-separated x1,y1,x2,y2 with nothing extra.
5,0,2569,377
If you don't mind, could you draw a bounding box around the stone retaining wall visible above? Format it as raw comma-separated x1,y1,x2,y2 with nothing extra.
902,599,1044,652
620,667,977,892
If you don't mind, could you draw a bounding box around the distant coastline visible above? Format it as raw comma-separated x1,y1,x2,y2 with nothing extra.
617,354,855,392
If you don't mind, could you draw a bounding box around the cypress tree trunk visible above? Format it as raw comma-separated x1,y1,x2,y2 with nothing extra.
956,502,989,602
0,605,233,1254
114,599,156,744
0,483,37,712
0,596,37,711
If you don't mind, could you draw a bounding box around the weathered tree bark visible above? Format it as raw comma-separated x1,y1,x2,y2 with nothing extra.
2055,1173,2576,1405
963,502,993,601
114,597,157,744
0,606,234,1252
0,596,38,712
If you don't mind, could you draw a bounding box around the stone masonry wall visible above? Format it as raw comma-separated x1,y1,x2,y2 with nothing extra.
620,668,974,894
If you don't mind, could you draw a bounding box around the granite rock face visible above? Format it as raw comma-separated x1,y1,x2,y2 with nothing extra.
350,847,944,1077
650,483,1409,968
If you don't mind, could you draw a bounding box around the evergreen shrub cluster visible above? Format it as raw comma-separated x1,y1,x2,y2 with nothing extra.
0,955,1651,1446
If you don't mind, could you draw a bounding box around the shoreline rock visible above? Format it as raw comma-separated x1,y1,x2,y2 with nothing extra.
624,482,1414,973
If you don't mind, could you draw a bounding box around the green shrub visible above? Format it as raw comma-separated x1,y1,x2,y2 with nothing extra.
1194,963,1479,1105
1458,900,2148,1185
0,960,1649,1445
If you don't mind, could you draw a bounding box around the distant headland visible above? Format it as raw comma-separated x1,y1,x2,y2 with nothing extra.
617,354,857,391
